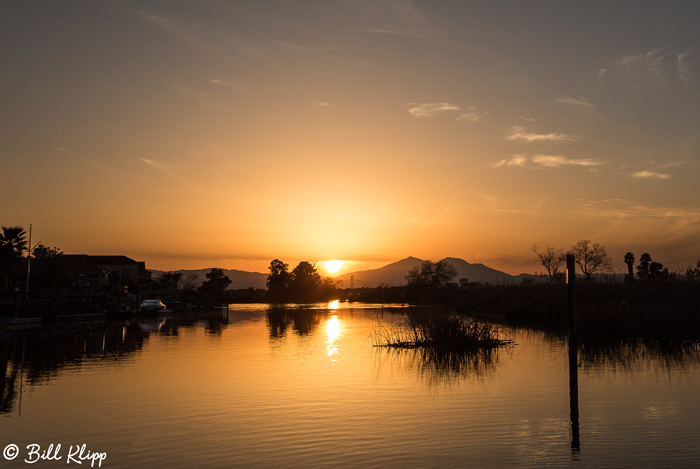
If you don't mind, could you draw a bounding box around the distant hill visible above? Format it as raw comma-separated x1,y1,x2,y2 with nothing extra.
152,257,524,291
336,256,516,287
442,257,514,284
336,257,423,287
150,268,268,290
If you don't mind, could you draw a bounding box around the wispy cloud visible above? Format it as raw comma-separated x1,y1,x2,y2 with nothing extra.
579,199,699,221
171,84,229,112
491,154,601,169
345,27,409,36
614,47,695,88
140,158,183,173
555,97,593,108
481,194,499,205
407,102,461,118
210,78,245,91
309,101,331,107
531,155,601,168
505,126,582,143
457,107,485,122
631,170,672,180
677,51,692,85
55,146,120,171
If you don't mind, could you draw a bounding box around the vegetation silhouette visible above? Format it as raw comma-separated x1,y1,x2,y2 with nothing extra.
569,239,611,279
265,259,338,303
0,226,27,292
373,308,510,351
198,268,232,305
533,244,566,281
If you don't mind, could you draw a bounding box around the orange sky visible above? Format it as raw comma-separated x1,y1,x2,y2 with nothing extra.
2,2,699,276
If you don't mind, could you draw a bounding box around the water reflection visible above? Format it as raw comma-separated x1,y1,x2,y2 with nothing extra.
266,306,325,338
578,340,700,372
1,309,241,415
1,322,149,414
326,315,340,358
377,345,502,388
568,337,580,459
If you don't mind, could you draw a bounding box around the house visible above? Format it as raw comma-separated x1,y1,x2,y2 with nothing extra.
65,255,152,290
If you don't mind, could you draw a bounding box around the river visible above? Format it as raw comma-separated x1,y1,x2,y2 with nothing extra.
1,302,699,467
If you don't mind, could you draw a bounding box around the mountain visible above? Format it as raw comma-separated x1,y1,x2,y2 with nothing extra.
441,257,514,285
150,268,268,290
336,257,424,287
336,256,515,287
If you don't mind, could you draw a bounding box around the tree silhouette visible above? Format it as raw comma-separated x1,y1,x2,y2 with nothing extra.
289,261,321,302
649,261,669,280
637,253,652,280
159,272,182,290
406,260,457,288
30,244,68,288
533,244,565,281
198,268,232,297
624,252,635,281
266,259,291,300
569,239,611,280
0,226,28,291
180,273,200,292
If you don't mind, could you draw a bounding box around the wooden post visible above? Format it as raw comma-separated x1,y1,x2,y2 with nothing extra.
566,253,580,456
566,254,576,340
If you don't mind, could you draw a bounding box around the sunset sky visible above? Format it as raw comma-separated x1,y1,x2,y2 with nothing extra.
2,1,699,276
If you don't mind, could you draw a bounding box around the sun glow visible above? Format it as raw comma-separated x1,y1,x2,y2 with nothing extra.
324,260,344,274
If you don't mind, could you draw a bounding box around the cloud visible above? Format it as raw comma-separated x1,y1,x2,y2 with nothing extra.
407,102,461,117
489,156,526,168
505,126,582,143
210,78,245,91
597,68,607,78
491,154,601,169
481,194,499,205
677,51,692,85
140,158,183,172
457,107,485,122
531,155,602,168
554,97,593,108
614,47,694,88
631,170,672,180
309,101,331,107
171,84,229,112
55,146,120,171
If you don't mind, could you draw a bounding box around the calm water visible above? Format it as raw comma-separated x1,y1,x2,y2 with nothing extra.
2,303,700,468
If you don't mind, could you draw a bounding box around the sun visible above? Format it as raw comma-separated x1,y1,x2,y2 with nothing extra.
324,260,344,274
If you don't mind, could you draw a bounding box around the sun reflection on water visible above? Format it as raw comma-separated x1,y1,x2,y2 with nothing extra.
326,314,340,359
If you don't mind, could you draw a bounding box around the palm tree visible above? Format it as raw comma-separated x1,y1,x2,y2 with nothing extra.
637,253,652,280
623,252,635,281
0,226,27,291
0,226,27,254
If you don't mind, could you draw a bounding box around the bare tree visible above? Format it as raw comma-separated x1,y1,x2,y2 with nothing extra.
179,273,200,292
569,239,611,279
532,244,565,281
406,260,457,288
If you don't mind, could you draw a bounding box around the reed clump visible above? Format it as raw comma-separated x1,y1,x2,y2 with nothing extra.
374,310,510,350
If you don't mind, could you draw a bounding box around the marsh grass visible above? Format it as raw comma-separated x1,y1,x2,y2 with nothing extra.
373,310,511,350
457,280,700,340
